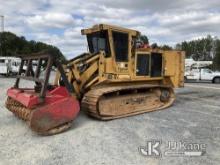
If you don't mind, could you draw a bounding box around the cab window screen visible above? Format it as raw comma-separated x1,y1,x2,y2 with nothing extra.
87,30,110,56
136,54,149,76
151,53,162,77
112,31,128,62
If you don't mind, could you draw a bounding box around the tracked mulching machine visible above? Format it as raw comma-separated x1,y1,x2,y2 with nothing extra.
5,24,185,135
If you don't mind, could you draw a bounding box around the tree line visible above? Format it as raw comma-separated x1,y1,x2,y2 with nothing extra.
140,35,173,50
0,32,66,62
175,35,220,70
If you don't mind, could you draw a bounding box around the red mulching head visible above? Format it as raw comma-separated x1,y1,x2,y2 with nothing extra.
6,86,80,135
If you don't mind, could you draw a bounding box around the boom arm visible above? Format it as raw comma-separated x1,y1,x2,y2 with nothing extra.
55,52,105,98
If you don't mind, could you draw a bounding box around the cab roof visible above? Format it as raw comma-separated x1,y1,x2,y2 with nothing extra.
81,24,140,37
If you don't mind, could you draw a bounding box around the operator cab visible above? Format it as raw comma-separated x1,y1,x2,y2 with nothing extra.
82,24,139,75
82,24,138,61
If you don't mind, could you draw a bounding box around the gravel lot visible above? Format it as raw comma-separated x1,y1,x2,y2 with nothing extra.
0,76,220,165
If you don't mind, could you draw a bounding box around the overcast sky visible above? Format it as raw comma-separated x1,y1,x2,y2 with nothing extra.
0,0,219,59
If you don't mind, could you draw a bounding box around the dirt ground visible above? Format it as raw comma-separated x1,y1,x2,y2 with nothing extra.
0,76,220,165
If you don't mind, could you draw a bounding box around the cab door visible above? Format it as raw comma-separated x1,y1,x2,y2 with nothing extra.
111,31,130,75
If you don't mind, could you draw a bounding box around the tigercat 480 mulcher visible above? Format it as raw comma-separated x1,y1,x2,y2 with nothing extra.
5,24,185,135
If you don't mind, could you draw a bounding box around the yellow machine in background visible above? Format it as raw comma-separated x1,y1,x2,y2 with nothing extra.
56,24,185,120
